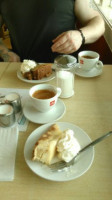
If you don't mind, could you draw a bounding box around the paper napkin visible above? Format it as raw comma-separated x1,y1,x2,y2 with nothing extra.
0,125,19,181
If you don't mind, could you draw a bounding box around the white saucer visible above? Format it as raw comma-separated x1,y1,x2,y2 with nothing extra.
24,122,94,181
23,99,66,124
75,64,103,78
17,69,55,83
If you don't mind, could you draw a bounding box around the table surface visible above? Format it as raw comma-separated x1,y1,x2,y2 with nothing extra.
0,62,112,200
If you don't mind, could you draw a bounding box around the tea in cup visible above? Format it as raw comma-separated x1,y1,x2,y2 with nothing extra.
78,51,103,71
29,84,61,112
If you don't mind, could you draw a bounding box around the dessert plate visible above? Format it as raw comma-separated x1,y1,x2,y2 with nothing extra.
75,64,103,78
17,69,55,83
23,99,66,124
24,122,94,182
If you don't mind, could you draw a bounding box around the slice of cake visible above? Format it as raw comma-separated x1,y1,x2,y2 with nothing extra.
21,60,52,80
31,63,52,80
21,59,37,80
32,124,62,165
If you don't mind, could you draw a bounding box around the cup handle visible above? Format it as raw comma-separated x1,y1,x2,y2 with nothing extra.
56,88,62,97
95,60,103,69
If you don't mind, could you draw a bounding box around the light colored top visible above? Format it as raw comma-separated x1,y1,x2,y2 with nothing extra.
0,63,112,200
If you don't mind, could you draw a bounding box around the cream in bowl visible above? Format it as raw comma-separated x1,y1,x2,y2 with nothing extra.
29,84,61,112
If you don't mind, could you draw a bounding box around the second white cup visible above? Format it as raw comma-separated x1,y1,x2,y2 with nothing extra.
78,51,103,71
29,84,61,112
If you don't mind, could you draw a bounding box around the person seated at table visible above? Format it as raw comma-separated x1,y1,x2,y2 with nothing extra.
0,0,105,63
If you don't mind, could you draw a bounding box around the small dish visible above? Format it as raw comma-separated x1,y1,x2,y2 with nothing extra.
23,99,66,124
24,122,94,181
75,63,103,78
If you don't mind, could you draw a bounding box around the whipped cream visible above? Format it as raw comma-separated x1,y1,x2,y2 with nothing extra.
21,59,37,73
57,129,80,162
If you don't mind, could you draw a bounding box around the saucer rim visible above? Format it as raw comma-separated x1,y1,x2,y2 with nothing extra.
75,63,103,78
17,68,55,83
23,99,66,124
24,122,94,181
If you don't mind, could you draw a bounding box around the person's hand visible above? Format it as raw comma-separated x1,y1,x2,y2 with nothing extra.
51,30,82,54
1,50,20,62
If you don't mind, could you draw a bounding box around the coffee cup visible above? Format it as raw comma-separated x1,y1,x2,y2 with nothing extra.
29,84,61,112
78,51,103,71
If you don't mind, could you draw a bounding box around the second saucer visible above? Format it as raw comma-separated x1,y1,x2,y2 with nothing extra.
75,64,103,78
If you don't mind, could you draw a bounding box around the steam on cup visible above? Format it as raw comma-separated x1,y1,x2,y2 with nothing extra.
29,84,61,112
78,50,103,71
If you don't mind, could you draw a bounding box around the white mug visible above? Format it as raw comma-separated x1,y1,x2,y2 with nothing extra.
78,51,103,71
29,84,61,112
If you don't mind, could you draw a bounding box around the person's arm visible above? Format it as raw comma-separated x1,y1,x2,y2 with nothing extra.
75,0,105,44
51,0,105,54
0,15,20,62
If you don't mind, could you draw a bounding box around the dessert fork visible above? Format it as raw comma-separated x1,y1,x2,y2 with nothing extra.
49,131,112,171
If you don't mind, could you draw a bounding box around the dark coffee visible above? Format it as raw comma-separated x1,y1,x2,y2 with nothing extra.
32,89,55,99
82,55,95,59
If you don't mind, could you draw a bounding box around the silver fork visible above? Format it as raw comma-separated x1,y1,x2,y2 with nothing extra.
49,131,112,171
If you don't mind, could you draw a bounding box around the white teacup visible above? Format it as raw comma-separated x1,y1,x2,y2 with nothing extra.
29,84,61,112
78,51,103,71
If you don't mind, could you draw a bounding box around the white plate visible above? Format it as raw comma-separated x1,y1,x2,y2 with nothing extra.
24,122,94,182
23,99,66,124
17,68,55,83
75,64,103,78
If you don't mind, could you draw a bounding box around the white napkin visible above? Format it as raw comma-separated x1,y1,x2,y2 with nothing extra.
0,125,19,181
